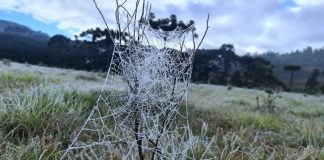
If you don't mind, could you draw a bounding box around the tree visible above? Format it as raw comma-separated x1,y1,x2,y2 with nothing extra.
218,44,236,84
80,27,102,43
321,84,324,94
148,13,199,48
47,35,71,67
192,44,238,84
283,64,301,90
321,71,324,94
192,44,282,88
305,69,320,94
148,13,198,38
240,56,281,88
230,71,243,87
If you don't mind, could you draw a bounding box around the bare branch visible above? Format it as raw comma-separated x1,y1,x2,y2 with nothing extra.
63,1,209,160
192,29,196,50
92,0,116,45
196,14,211,50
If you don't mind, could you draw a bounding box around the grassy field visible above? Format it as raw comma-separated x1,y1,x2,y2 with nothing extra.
1,61,324,159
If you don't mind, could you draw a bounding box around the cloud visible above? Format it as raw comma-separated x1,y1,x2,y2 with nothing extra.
0,0,323,54
294,0,324,6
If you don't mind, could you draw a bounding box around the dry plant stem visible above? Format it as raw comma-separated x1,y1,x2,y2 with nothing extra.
132,84,144,160
63,0,206,159
191,14,209,55
115,0,122,44
92,0,115,45
133,0,139,40
138,0,146,42
134,106,145,160
196,14,210,50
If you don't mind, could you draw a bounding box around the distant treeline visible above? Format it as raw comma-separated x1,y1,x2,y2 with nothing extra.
0,13,285,89
260,47,324,69
259,47,324,92
0,32,284,89
193,45,282,88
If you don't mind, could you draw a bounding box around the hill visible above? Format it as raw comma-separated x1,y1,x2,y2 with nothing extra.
0,19,50,41
259,47,324,89
0,20,50,64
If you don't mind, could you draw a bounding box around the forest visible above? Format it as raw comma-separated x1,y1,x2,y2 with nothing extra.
1,14,324,94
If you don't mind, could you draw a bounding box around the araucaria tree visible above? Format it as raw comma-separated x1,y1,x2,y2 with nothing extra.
283,64,301,90
61,0,210,159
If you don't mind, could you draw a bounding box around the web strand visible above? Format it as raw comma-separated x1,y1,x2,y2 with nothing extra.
61,0,203,159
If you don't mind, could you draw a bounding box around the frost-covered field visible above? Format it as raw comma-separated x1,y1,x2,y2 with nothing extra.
1,61,324,159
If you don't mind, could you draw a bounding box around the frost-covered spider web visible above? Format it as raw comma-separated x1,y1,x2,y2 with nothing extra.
61,1,207,159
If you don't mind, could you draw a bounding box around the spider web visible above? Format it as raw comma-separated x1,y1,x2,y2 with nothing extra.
61,1,202,159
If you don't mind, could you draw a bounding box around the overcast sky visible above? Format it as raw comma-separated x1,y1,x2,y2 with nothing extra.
0,0,324,54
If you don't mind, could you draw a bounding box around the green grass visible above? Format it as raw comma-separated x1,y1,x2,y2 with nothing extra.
0,87,99,159
0,72,58,92
0,65,324,159
75,73,100,82
0,70,99,159
185,84,324,159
